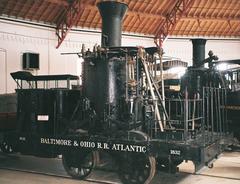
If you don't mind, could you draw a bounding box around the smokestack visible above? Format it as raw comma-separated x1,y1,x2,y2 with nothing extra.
192,39,207,67
97,1,128,47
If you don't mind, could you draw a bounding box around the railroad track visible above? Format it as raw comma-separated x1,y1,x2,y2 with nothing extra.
0,166,120,184
0,151,120,184
1,152,239,183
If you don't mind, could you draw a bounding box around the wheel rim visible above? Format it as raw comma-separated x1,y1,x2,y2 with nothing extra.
62,151,98,179
119,153,156,184
117,131,156,184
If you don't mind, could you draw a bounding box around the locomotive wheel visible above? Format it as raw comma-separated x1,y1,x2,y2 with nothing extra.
118,153,156,184
62,150,98,179
117,130,156,184
0,142,14,154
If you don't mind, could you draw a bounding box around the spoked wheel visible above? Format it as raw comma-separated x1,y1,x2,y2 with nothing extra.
118,153,156,184
117,130,156,184
0,142,14,154
62,150,98,179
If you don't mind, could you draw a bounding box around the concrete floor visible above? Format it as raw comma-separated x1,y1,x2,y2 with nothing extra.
0,151,239,184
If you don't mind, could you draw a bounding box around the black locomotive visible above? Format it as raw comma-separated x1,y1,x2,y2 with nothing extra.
0,1,236,184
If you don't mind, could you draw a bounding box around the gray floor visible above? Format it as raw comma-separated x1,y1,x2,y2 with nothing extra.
0,151,239,184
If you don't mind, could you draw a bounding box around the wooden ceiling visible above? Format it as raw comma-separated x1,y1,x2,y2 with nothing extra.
0,0,240,38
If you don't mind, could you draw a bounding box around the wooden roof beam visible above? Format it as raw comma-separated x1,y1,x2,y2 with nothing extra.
181,16,240,21
155,0,195,47
44,0,69,6
82,9,92,28
32,0,45,21
215,0,228,18
56,0,85,48
1,0,12,15
209,21,220,36
17,0,31,17
146,18,161,35
203,21,214,36
38,2,51,21
135,16,146,33
221,0,235,18
215,19,226,36
66,3,240,22
45,4,58,22
23,1,38,19
76,3,167,19
11,1,21,16
176,20,186,36
130,15,141,33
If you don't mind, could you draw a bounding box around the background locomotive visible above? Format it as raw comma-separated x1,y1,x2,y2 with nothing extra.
0,1,238,184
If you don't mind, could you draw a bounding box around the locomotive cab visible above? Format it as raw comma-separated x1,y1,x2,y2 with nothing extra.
6,71,82,157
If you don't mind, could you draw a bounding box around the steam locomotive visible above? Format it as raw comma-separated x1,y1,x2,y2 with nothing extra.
0,1,236,184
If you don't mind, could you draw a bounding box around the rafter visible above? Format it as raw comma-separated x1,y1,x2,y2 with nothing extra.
220,21,230,37
227,1,239,19
24,1,37,19
32,0,46,21
131,0,140,11
209,21,220,36
45,4,57,22
56,0,85,48
0,0,8,15
203,21,213,36
230,22,240,36
225,22,234,36
178,20,186,36
44,0,69,6
135,16,146,33
142,16,154,34
183,21,191,36
131,15,141,33
190,20,198,36
88,10,97,28
38,2,51,21
149,0,162,14
17,0,30,17
82,9,92,28
215,0,228,18
75,8,86,26
93,14,101,29
11,1,21,17
1,0,11,15
126,15,138,33
154,0,195,47
52,6,66,24
182,16,240,21
192,0,200,17
143,0,155,13
1,0,239,40
146,18,160,35
221,0,235,18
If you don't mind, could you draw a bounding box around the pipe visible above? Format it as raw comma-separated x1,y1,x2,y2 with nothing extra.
140,51,164,132
97,1,128,47
192,39,206,67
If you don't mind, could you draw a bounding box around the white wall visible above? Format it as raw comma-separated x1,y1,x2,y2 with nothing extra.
163,38,240,66
0,18,240,94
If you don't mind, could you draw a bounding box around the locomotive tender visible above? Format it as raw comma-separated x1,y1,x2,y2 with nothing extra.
0,1,234,184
